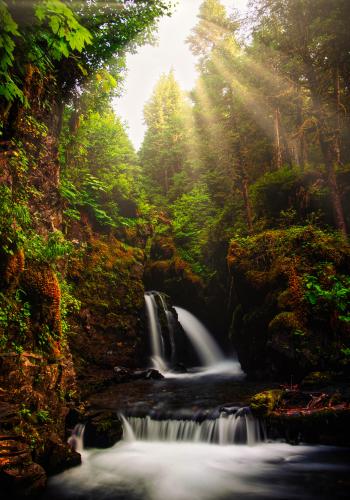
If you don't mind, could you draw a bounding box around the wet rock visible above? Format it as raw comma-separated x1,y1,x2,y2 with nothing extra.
134,368,164,380
37,433,81,475
250,386,350,445
84,411,123,448
113,366,132,382
113,366,164,382
267,407,350,446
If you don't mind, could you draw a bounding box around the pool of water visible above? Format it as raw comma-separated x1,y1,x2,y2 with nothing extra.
44,439,350,500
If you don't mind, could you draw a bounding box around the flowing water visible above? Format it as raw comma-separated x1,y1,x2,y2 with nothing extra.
174,306,224,366
46,418,349,500
121,408,265,445
144,293,168,372
145,292,244,378
44,296,350,500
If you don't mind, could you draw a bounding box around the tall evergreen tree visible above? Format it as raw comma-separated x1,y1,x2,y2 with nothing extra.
140,71,193,195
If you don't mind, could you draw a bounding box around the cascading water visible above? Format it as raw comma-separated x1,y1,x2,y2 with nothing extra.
67,423,85,454
144,291,244,378
48,294,348,500
144,292,168,372
121,407,265,445
158,294,176,364
49,411,349,500
174,306,223,366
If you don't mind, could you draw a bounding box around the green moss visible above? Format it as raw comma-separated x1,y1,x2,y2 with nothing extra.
228,225,350,376
250,390,283,416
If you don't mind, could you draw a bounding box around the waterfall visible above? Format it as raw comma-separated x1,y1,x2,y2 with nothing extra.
144,292,244,378
174,306,223,366
157,294,176,364
144,292,168,371
68,423,85,453
121,408,264,446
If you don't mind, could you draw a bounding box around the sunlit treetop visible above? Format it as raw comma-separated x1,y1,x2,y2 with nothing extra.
187,0,239,61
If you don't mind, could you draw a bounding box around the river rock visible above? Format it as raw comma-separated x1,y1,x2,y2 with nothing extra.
84,411,123,448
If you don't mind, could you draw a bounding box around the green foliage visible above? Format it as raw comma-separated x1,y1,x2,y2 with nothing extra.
35,0,92,57
0,290,31,352
140,71,195,195
60,102,147,230
0,1,23,102
35,409,51,423
19,405,32,420
24,231,73,264
58,277,81,336
0,186,30,254
1,0,92,104
0,0,173,109
304,271,350,323
170,185,217,275
37,324,53,350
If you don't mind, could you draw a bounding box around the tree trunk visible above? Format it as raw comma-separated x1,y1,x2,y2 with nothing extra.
318,131,347,239
235,142,253,233
164,167,169,194
241,175,254,233
295,89,306,170
304,60,347,239
274,107,283,169
333,66,342,165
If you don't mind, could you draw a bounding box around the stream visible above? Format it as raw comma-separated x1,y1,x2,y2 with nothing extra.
43,293,350,500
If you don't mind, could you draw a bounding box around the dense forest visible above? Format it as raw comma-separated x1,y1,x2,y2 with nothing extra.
0,0,350,498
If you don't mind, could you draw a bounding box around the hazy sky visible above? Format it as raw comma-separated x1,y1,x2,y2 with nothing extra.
113,0,248,149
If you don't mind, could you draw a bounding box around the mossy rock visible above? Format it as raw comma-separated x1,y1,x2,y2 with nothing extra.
84,411,123,448
250,389,283,416
226,230,341,376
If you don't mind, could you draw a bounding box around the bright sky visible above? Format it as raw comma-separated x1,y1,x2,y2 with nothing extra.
113,0,248,150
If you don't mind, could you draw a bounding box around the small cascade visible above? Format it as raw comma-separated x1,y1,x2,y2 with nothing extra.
122,408,264,446
68,423,85,453
174,306,224,366
157,294,176,364
144,292,168,371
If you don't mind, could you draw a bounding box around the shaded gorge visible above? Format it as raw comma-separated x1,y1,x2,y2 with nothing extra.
43,295,350,500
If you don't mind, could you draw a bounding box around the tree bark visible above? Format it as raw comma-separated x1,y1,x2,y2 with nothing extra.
333,66,342,165
295,89,306,170
241,174,254,233
303,60,347,239
235,142,254,233
274,107,283,169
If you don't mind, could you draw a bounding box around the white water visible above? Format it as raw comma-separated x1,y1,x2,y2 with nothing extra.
122,410,264,446
174,306,224,365
52,427,343,500
173,306,245,379
144,293,168,372
144,293,244,378
67,424,85,454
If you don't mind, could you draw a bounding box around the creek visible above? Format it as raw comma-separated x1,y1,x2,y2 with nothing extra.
44,292,350,500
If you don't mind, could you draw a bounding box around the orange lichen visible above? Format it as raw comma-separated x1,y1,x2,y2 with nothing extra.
227,240,248,269
4,249,25,285
286,261,305,317
21,264,62,342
